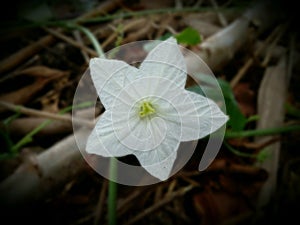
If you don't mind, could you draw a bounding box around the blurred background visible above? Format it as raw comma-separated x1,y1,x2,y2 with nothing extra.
0,0,299,224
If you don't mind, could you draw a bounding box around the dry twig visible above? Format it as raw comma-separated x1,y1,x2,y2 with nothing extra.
73,30,91,63
44,27,98,57
210,0,228,27
0,0,120,74
93,180,108,225
0,35,56,74
124,185,194,225
186,1,280,75
230,24,285,88
0,101,94,128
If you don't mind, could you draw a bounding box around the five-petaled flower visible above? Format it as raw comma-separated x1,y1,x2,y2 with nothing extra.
86,37,228,180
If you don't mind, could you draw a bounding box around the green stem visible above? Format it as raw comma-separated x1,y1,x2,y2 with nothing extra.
67,23,105,58
285,103,300,118
108,157,118,225
10,102,93,153
1,6,248,34
224,141,256,158
225,124,300,139
11,119,51,153
75,6,244,24
72,24,118,225
75,26,119,225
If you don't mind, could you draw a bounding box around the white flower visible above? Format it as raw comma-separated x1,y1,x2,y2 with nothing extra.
86,37,228,181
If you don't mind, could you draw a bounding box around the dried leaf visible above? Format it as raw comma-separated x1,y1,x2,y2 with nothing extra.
233,82,255,117
19,65,69,79
193,189,250,225
0,67,69,112
255,56,289,207
0,79,48,107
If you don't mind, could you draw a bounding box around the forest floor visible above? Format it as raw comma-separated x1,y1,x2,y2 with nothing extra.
0,0,299,225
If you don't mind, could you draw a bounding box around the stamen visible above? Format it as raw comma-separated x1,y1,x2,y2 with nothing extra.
139,101,155,118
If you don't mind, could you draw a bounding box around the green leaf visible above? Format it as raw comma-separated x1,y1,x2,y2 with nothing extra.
285,102,300,118
217,79,247,131
159,33,172,41
256,149,270,163
175,27,202,45
186,85,205,96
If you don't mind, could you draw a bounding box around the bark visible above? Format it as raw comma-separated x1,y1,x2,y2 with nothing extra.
7,118,72,136
0,128,89,207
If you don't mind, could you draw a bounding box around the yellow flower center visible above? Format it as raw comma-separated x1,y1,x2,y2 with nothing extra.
139,101,155,118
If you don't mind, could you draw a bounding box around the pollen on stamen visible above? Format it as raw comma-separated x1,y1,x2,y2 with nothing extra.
139,101,155,118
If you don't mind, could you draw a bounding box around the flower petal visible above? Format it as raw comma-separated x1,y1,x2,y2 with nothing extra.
160,90,228,141
112,111,166,151
139,37,187,88
85,111,132,157
89,58,140,109
186,91,228,138
111,76,185,110
133,117,181,180
141,150,177,181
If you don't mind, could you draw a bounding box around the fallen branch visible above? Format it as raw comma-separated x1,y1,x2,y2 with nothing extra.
186,0,279,74
0,128,89,207
7,117,72,136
